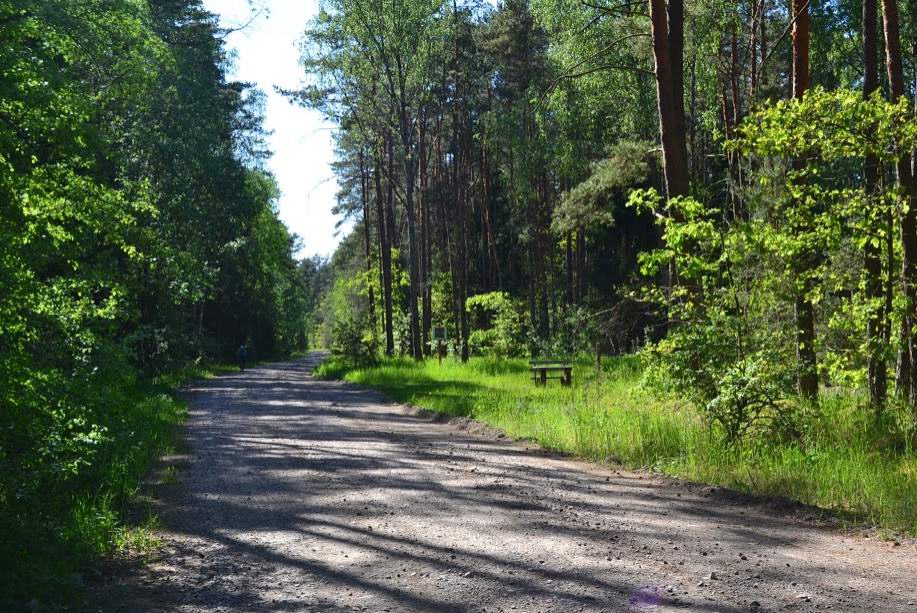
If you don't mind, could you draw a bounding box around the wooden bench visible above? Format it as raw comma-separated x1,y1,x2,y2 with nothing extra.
529,359,573,386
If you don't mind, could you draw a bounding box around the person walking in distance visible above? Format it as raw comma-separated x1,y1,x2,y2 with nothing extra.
237,342,248,372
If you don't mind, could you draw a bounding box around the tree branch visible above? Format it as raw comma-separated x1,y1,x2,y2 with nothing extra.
760,0,813,70
579,0,647,16
539,32,651,105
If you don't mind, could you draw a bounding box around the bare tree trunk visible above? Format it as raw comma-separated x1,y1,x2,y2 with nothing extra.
458,149,470,362
480,143,500,290
881,0,917,400
374,147,395,357
359,152,377,338
864,0,887,409
565,231,574,306
649,0,689,198
423,193,433,355
385,137,397,252
668,0,687,167
401,131,423,361
729,24,746,217
760,0,767,90
750,1,759,97
791,0,818,401
537,175,550,342
577,230,585,303
419,128,431,358
439,138,463,360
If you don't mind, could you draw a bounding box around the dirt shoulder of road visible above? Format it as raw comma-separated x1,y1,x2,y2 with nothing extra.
360,382,904,544
84,354,916,612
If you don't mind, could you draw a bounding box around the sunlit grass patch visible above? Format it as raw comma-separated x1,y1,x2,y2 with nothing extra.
323,354,917,535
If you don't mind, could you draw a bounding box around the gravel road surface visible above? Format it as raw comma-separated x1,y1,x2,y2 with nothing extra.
91,353,916,612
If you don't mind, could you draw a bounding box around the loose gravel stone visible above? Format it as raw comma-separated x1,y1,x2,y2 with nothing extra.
86,353,917,612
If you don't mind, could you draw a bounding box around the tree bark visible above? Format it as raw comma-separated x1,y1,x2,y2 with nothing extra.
791,0,818,401
394,75,423,360
359,152,377,338
750,2,759,97
481,136,500,290
374,148,395,356
565,231,574,306
423,192,433,356
458,148,470,362
419,126,431,357
649,0,689,198
881,0,917,400
864,0,887,408
402,151,422,360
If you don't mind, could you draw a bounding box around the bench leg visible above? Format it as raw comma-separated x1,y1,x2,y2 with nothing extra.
563,368,572,386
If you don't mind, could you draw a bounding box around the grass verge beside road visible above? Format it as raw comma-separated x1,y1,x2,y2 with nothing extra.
2,361,240,607
317,355,917,536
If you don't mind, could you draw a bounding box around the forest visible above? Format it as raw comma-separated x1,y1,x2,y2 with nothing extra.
302,0,917,533
0,0,316,601
3,0,917,606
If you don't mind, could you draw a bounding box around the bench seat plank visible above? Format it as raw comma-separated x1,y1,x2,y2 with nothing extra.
529,360,573,387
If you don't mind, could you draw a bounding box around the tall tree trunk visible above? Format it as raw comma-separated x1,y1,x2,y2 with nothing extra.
401,135,423,361
374,148,395,356
565,231,574,306
419,129,431,357
759,0,767,90
689,30,699,181
881,0,917,400
649,0,689,198
359,152,377,338
863,0,887,409
577,230,586,303
439,139,463,360
458,150,470,362
482,144,501,290
750,1,759,97
537,176,550,341
729,24,745,218
385,137,397,251
791,0,818,400
423,189,433,356
668,0,687,167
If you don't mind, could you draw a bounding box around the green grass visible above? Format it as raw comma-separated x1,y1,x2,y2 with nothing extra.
1,360,239,607
317,355,917,536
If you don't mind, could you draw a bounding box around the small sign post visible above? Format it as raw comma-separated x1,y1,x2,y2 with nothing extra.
432,326,448,364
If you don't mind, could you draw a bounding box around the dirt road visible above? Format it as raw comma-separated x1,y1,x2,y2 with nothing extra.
92,353,915,612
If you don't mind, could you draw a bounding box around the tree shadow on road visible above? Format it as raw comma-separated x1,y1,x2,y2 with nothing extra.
83,355,915,612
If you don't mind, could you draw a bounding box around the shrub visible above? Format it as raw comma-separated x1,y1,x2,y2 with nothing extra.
331,313,378,367
466,292,528,358
642,318,796,445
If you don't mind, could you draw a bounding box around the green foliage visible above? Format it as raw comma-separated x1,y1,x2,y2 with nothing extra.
552,141,653,236
0,0,311,603
331,313,379,367
733,87,917,162
313,234,408,355
533,304,595,357
630,88,917,444
0,370,189,604
466,292,528,358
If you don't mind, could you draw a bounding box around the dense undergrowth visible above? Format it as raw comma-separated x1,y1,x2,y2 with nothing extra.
317,355,917,536
1,2,315,606
0,362,236,607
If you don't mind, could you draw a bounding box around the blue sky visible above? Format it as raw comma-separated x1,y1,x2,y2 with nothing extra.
202,0,347,259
